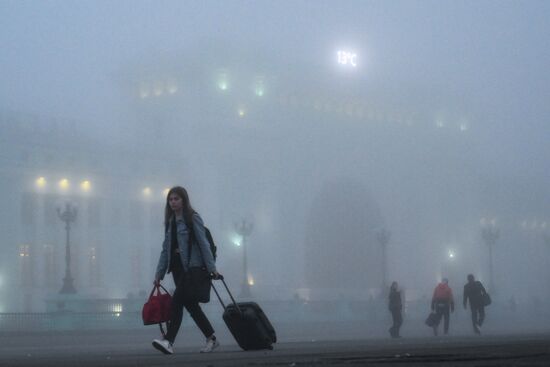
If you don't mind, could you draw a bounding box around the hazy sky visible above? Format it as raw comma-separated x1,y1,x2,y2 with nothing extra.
1,1,549,178
1,0,549,210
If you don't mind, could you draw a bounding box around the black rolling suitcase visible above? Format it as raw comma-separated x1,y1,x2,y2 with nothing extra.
212,277,276,350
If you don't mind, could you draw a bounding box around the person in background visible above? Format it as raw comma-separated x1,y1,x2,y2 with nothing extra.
152,186,221,355
463,274,488,334
388,281,403,338
431,278,455,336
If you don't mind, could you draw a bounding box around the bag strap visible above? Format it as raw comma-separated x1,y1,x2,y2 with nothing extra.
153,283,170,337
148,284,169,300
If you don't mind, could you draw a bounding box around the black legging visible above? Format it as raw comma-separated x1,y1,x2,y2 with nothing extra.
434,302,450,335
471,305,485,331
390,309,402,337
165,267,215,344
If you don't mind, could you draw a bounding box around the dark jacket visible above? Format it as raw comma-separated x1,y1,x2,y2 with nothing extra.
389,289,402,311
463,280,487,308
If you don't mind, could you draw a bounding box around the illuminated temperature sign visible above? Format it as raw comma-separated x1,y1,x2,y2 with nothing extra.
337,50,357,67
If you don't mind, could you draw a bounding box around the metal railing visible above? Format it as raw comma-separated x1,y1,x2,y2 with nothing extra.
0,311,142,333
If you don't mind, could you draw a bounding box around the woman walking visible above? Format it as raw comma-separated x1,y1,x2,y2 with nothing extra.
152,186,221,355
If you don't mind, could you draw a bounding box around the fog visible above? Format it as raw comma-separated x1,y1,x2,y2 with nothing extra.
0,0,549,337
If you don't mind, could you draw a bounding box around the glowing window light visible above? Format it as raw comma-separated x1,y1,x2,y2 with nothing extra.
139,86,149,99
112,303,123,313
166,81,178,94
238,107,246,117
232,234,242,247
35,177,47,188
248,276,255,286
142,187,152,197
254,77,265,97
19,245,30,257
255,86,264,97
163,188,170,197
80,180,91,192
58,179,70,190
153,82,163,96
448,250,455,259
217,72,229,91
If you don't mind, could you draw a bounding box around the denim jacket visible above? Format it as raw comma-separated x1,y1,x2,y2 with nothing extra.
155,213,216,280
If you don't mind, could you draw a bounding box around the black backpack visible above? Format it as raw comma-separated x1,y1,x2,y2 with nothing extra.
166,216,217,260
202,227,217,260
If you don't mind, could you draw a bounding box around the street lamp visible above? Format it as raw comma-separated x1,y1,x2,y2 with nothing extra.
57,202,78,294
376,228,391,292
480,218,499,294
234,219,253,298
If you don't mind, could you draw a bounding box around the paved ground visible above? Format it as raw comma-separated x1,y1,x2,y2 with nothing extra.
1,330,549,366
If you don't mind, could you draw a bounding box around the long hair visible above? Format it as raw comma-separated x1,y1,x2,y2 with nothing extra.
164,186,195,231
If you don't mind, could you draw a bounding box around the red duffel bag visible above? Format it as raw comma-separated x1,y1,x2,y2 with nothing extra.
142,284,172,335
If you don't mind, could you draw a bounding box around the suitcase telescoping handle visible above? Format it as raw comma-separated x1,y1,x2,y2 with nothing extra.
211,275,243,316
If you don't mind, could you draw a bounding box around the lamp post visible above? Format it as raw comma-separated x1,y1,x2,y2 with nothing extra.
57,202,78,294
481,218,499,294
376,228,391,292
234,219,253,298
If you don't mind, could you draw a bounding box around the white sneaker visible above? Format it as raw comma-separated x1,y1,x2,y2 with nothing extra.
200,338,219,353
152,339,174,355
